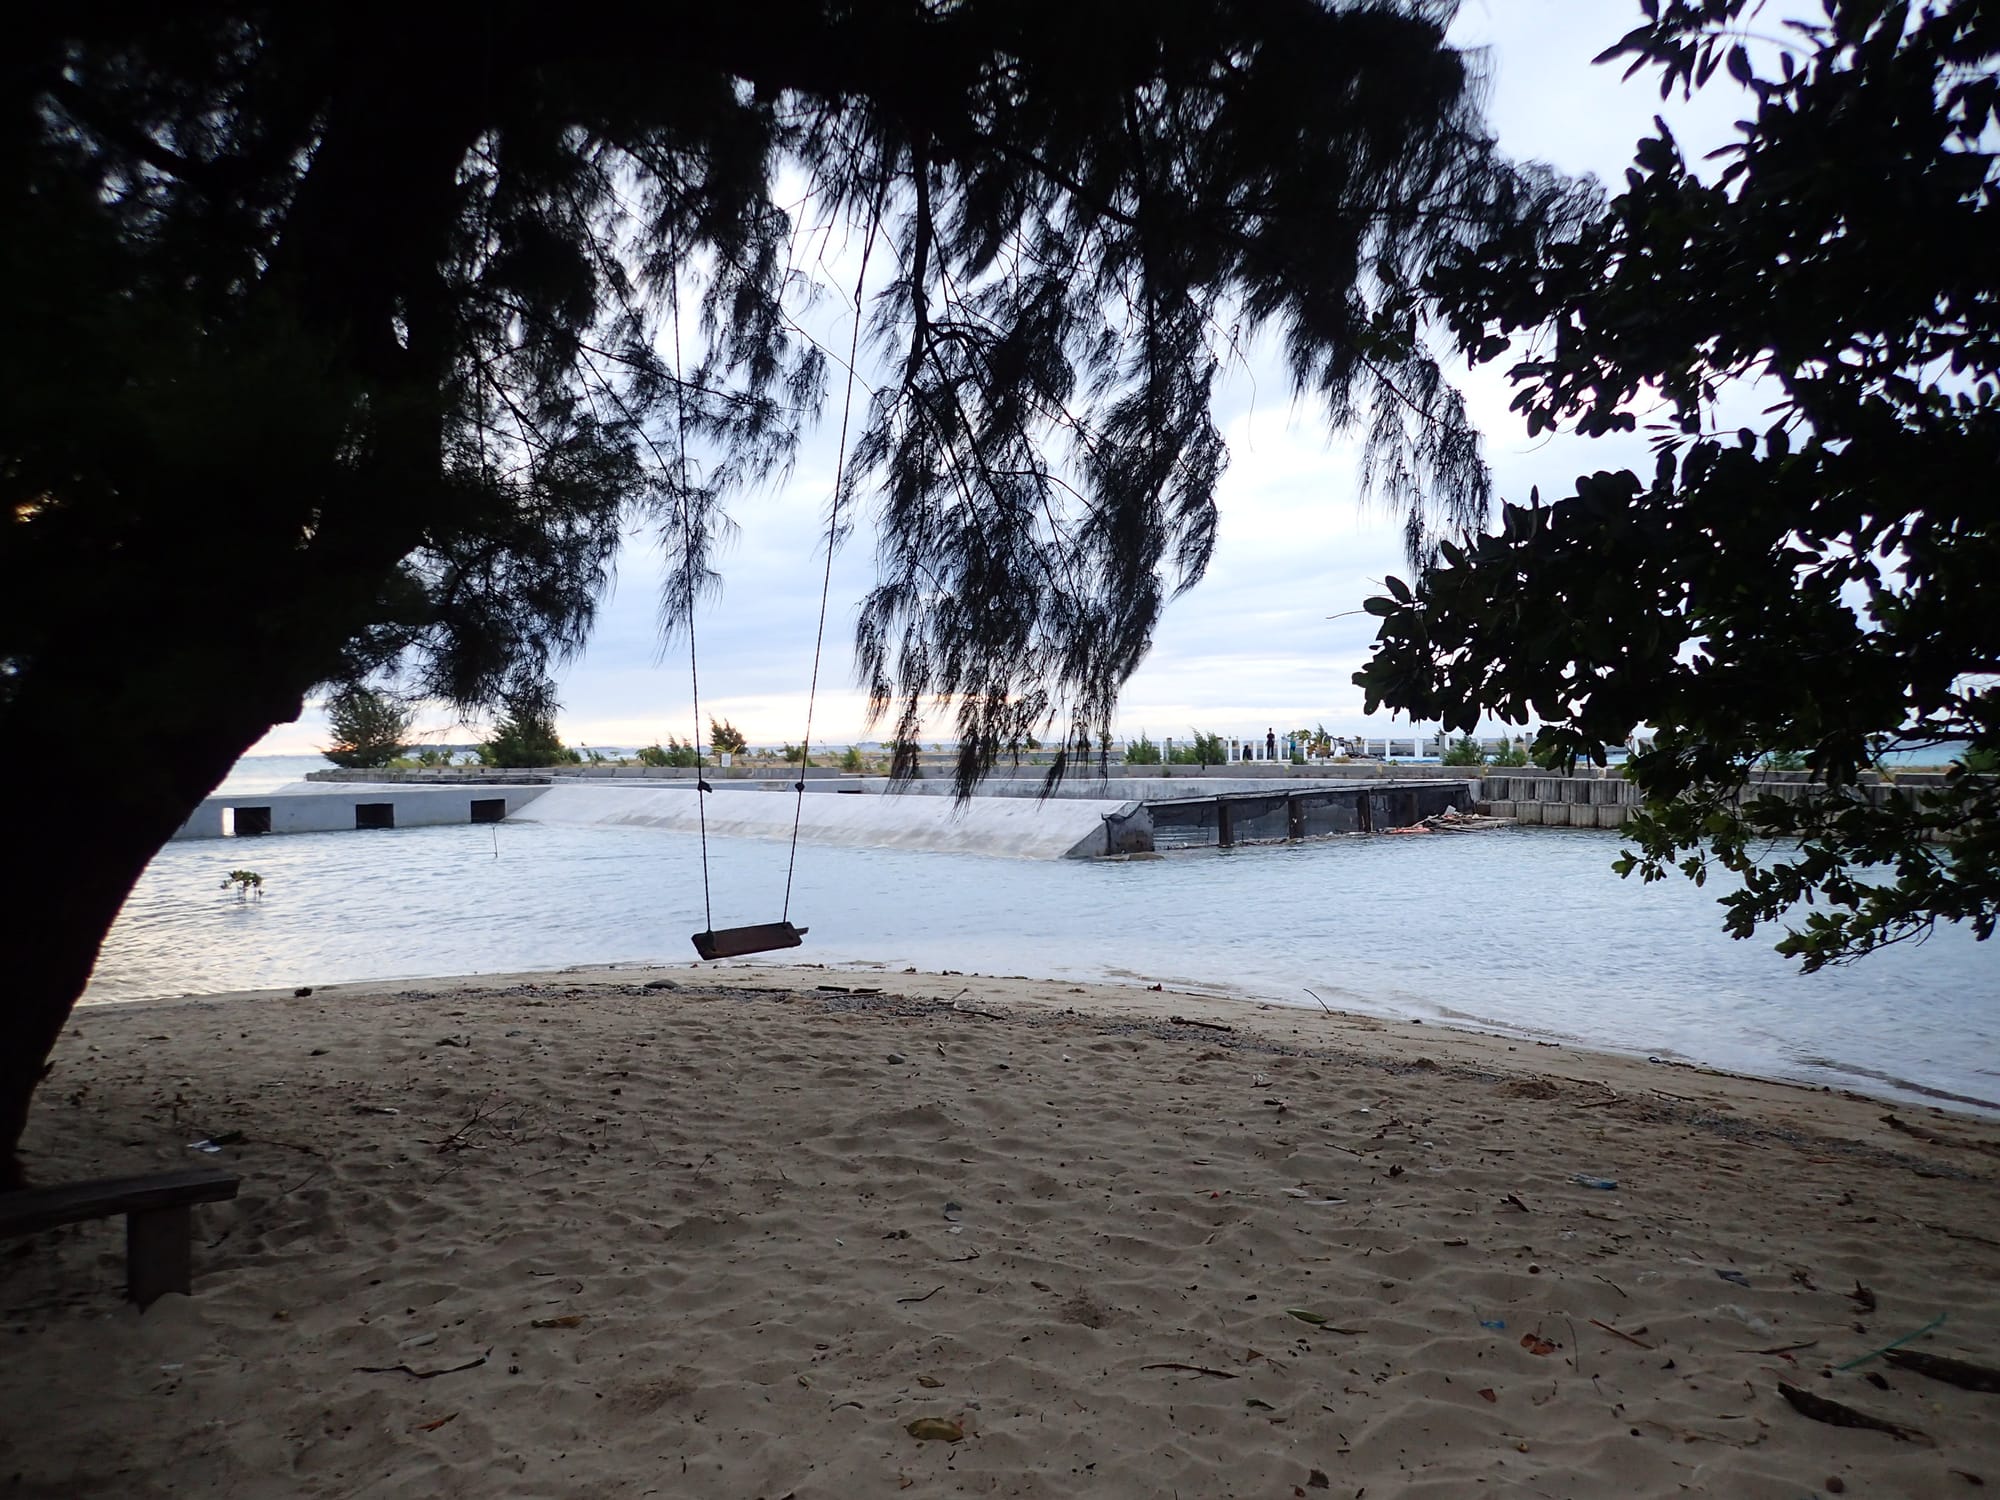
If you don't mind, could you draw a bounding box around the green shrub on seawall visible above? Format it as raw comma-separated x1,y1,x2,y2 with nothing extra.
638,737,701,768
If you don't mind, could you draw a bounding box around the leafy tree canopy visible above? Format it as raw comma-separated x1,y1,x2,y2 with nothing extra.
0,0,1578,1180
477,680,572,768
321,685,413,769
1358,0,2000,969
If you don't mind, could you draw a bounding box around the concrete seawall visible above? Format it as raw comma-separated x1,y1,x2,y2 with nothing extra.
1475,768,1964,829
172,781,549,839
512,783,1132,860
1478,772,1639,829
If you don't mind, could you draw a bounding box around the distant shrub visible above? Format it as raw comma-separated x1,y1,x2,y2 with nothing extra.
638,737,700,768
839,745,864,772
1487,738,1529,767
1760,748,1807,771
1440,734,1484,767
1125,733,1161,765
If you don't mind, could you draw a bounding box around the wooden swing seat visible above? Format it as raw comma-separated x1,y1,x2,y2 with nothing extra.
691,922,808,961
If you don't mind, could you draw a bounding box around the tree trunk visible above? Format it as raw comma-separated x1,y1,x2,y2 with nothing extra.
0,674,290,1189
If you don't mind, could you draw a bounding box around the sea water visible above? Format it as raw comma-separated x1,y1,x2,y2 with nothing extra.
88,790,1998,1115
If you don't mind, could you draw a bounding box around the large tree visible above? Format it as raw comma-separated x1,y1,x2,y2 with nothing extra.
322,685,413,769
0,0,1576,1182
1358,0,1999,969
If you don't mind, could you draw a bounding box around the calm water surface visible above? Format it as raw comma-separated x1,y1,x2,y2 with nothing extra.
90,805,1998,1115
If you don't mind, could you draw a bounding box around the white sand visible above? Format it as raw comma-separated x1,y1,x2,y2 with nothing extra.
5,964,1998,1498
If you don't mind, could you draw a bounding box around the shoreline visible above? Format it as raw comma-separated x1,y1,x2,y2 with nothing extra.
79,956,1999,1121
9,965,2000,1496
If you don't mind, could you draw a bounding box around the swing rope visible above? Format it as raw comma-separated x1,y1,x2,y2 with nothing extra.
669,256,714,935
782,220,877,922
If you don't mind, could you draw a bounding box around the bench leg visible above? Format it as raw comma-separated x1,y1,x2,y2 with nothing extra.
127,1205,193,1307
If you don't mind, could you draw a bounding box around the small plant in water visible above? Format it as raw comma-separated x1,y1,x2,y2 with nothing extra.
222,869,265,901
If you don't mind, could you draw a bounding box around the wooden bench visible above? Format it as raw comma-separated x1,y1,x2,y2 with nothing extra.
0,1166,240,1307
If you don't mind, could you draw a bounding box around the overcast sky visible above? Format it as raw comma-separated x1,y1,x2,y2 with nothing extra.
255,0,1777,756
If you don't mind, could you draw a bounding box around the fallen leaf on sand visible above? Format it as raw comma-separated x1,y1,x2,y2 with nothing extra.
1285,1310,1365,1334
916,1376,945,1389
531,1315,584,1329
1777,1382,1930,1444
1478,1388,1497,1402
1520,1333,1558,1356
414,1412,458,1432
1884,1349,2000,1393
906,1418,965,1442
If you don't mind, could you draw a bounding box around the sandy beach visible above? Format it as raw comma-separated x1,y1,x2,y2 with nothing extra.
5,964,1998,1498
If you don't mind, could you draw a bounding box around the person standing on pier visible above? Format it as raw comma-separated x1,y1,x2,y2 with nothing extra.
1265,728,1277,762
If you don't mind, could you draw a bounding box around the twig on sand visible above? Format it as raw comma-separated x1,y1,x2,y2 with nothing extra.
1169,1016,1235,1033
437,1091,507,1155
896,1285,945,1305
356,1349,491,1380
1142,1362,1238,1379
950,1000,1006,1021
1591,1318,1653,1349
255,1137,327,1156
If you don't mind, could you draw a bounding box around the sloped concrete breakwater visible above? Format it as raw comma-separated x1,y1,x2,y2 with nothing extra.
511,782,1131,859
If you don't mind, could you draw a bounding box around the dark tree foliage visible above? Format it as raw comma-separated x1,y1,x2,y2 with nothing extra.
1358,0,2000,970
322,686,413,769
0,0,1574,1181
